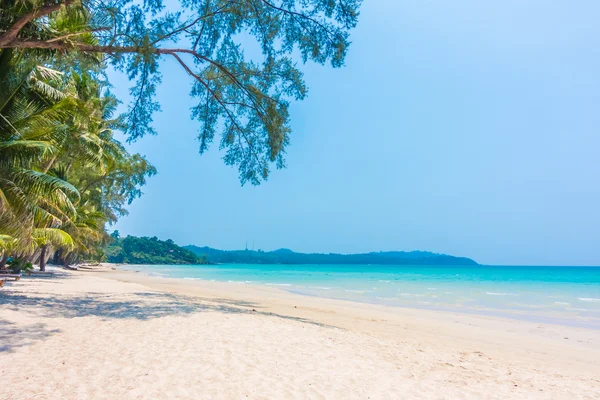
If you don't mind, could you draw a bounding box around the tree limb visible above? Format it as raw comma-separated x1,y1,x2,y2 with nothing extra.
167,52,265,170
1,38,273,119
151,4,230,45
0,0,78,46
46,27,112,43
259,0,335,40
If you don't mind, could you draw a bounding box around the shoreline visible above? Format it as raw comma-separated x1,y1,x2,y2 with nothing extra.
2,266,599,398
91,266,600,355
99,262,600,330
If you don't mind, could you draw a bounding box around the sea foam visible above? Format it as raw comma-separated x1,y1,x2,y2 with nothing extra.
486,292,518,296
578,297,600,303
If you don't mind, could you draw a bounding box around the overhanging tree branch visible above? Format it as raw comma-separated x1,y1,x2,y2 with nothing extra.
46,27,111,43
0,0,361,184
167,51,266,170
0,0,78,46
0,38,273,124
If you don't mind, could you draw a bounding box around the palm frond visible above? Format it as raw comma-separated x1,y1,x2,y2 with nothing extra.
31,228,74,250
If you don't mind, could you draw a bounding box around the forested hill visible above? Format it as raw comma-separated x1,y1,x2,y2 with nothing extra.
105,237,477,265
106,236,205,265
184,246,477,266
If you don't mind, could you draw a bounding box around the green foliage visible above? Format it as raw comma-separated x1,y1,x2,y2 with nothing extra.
7,258,19,273
31,228,74,250
0,0,362,184
0,1,362,266
185,246,479,266
7,258,32,273
106,235,207,265
0,44,155,266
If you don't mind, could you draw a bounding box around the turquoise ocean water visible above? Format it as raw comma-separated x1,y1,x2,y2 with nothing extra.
121,264,600,329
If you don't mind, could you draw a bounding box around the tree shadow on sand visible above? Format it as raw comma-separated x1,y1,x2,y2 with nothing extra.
0,318,60,353
0,290,337,328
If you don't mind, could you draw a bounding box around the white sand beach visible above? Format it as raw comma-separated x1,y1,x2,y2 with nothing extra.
1,267,599,399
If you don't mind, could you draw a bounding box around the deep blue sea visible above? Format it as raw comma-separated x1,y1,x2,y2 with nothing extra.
121,264,600,329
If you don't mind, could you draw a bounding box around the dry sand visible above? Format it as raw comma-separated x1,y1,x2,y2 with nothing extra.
0,266,599,399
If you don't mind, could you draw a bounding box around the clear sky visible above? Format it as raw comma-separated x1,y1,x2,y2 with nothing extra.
110,0,600,266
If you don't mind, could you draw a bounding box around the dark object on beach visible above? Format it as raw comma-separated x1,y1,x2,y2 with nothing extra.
0,273,21,281
252,309,257,312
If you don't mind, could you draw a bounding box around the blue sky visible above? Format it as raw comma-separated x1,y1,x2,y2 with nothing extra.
110,0,600,266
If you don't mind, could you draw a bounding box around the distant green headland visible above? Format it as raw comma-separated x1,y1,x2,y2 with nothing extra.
106,235,206,265
104,235,477,266
185,245,477,266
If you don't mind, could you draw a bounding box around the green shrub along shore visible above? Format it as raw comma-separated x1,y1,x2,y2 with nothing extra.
105,234,207,265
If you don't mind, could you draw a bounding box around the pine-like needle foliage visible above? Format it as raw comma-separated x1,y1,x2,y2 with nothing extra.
0,0,362,184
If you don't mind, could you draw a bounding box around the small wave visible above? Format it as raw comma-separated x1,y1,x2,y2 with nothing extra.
427,288,437,291
308,286,332,290
554,302,570,305
344,289,372,294
183,277,201,281
378,280,392,283
578,297,600,303
486,292,518,296
265,283,293,287
443,292,453,295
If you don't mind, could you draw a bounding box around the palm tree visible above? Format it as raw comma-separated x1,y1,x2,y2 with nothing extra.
1,17,155,266
0,234,17,269
31,227,74,271
0,48,80,242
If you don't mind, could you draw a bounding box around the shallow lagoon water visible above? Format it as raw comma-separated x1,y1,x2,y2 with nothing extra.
121,264,600,329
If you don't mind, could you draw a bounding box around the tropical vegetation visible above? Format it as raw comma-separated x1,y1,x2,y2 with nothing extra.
185,246,478,265
106,233,206,265
0,23,155,269
0,0,361,184
0,1,361,269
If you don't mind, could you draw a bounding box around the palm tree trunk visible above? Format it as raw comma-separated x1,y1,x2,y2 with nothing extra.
39,245,48,271
0,253,8,270
53,249,61,265
42,155,57,173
